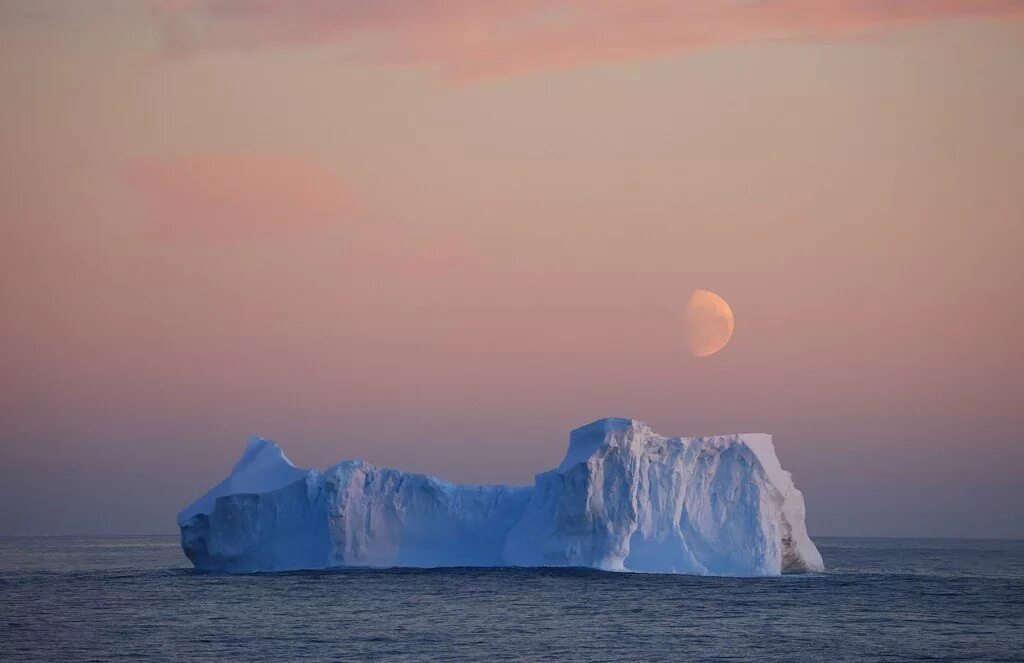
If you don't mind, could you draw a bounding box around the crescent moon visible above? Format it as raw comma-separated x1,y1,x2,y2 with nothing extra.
685,289,734,357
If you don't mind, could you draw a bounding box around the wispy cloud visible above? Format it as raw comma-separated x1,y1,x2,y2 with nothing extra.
127,154,351,240
151,1,1024,78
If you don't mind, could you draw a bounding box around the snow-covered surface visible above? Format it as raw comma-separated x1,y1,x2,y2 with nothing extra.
177,436,310,523
178,419,824,575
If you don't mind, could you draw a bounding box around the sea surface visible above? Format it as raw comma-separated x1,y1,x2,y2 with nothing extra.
1,536,1021,662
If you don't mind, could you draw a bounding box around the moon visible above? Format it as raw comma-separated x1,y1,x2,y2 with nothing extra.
685,289,734,357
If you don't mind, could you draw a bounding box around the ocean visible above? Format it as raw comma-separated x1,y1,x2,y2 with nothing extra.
1,536,1021,662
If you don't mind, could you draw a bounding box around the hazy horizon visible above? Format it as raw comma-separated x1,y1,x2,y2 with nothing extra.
1,1,1022,539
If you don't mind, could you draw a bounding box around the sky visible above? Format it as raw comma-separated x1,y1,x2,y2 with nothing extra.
1,0,1022,538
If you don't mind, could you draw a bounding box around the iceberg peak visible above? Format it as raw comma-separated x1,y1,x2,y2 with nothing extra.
558,417,646,472
231,435,300,477
176,435,310,525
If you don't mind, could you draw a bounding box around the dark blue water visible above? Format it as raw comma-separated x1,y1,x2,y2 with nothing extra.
1,537,1021,662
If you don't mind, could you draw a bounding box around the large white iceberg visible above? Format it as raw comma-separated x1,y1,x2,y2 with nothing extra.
179,418,824,575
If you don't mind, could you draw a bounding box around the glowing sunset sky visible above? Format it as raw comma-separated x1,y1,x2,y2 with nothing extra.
1,1,1022,537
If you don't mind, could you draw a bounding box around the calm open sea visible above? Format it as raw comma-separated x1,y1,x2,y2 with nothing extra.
1,536,1021,662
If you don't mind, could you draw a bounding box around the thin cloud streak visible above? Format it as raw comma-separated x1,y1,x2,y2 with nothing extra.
127,154,351,240
151,0,1024,78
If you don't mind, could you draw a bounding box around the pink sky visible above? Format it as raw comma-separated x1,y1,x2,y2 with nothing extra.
0,0,1022,537
153,0,1024,78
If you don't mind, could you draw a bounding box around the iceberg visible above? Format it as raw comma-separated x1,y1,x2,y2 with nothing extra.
179,418,824,575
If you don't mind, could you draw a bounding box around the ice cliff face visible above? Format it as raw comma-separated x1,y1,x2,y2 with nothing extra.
504,419,822,575
179,418,824,575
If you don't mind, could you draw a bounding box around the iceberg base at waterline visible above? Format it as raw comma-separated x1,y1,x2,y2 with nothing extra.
179,418,824,576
